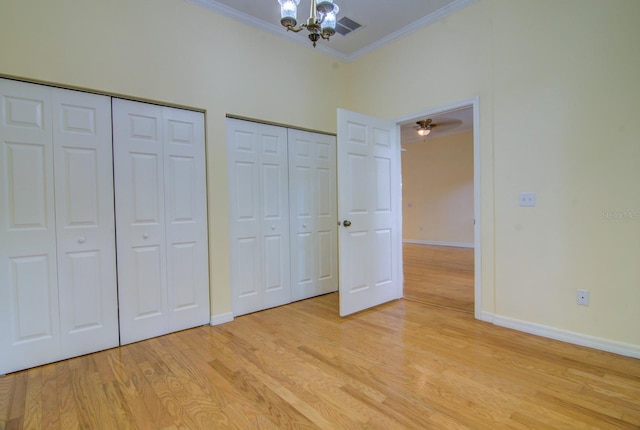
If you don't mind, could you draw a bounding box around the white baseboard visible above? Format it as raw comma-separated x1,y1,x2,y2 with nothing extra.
477,311,495,323
403,239,474,248
210,312,234,326
490,314,640,359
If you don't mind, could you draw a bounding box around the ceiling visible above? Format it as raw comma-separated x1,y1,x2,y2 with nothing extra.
400,107,473,145
188,0,477,62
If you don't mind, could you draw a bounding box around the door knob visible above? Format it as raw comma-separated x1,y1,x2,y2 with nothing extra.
343,220,352,227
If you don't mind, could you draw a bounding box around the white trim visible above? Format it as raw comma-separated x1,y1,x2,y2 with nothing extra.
478,311,494,323
403,239,474,248
187,0,477,63
395,97,482,321
492,314,640,359
348,0,478,61
210,312,234,326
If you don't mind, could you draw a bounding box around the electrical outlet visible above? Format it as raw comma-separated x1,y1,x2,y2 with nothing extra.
577,289,589,306
519,192,536,207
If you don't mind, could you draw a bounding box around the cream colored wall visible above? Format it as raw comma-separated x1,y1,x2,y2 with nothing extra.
0,0,348,317
347,0,640,347
402,131,474,245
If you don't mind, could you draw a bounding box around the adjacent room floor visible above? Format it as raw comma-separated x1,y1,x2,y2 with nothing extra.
402,243,474,313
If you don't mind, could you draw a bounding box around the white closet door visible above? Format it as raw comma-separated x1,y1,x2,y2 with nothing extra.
227,119,290,316
0,79,61,374
114,99,209,344
163,106,209,332
288,129,338,301
113,99,169,344
52,89,119,357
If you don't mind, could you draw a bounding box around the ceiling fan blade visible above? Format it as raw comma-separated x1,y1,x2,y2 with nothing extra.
432,119,463,127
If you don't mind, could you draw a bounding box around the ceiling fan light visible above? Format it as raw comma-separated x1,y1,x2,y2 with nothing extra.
417,128,431,137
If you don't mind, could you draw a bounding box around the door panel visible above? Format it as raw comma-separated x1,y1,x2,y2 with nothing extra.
65,251,102,329
163,106,209,331
52,88,119,358
5,143,48,228
338,109,401,316
113,99,169,344
227,119,290,315
288,129,338,302
0,79,61,374
10,255,54,341
227,119,262,315
134,245,164,316
259,126,290,308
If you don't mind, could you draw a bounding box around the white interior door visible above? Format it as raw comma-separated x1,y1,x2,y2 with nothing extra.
52,88,119,358
0,79,61,374
288,129,338,301
227,118,290,316
337,109,402,316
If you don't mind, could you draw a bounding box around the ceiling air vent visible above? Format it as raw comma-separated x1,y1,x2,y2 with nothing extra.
335,16,362,36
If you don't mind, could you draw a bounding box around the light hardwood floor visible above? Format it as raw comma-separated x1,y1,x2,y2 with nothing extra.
403,243,474,313
2,292,639,429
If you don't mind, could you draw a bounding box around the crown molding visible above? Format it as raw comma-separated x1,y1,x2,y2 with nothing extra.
346,0,478,60
187,0,477,63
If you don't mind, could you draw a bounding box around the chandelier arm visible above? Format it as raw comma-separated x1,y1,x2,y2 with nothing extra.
285,24,306,33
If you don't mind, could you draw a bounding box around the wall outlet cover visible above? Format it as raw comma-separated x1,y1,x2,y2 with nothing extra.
519,192,536,207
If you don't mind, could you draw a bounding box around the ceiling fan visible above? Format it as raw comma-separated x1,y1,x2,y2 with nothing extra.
414,118,463,137
414,119,437,136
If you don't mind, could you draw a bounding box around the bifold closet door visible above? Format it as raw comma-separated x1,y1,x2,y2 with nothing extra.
227,118,290,316
0,79,118,374
52,88,119,358
288,129,338,301
113,98,209,345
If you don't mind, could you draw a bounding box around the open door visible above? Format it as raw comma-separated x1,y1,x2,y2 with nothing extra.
337,109,402,316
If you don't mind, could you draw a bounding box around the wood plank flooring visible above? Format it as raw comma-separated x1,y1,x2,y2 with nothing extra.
403,243,474,313
2,293,639,429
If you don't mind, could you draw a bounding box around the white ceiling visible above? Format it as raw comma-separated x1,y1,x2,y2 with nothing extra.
188,0,477,62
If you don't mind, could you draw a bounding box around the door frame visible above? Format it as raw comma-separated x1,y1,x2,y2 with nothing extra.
394,97,482,319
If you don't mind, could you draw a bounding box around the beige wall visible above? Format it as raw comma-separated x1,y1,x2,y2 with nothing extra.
2,0,639,350
402,131,474,245
347,0,640,348
0,0,348,317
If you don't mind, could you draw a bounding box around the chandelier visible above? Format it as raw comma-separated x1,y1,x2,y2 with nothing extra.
277,0,340,47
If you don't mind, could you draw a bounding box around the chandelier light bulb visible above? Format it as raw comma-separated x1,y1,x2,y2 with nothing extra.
278,0,300,26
